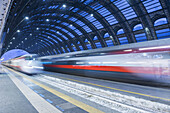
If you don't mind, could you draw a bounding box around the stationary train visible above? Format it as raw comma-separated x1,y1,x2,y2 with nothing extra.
2,54,43,74
41,45,170,84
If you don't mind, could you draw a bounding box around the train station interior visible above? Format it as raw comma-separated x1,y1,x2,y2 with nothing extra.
0,0,170,113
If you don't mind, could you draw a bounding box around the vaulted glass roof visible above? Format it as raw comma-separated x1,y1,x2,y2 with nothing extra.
2,0,170,56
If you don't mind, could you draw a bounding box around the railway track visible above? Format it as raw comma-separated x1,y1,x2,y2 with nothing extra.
33,74,170,113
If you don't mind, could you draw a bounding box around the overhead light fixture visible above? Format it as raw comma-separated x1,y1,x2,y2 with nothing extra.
25,17,29,20
30,33,32,36
70,24,73,26
13,37,15,39
63,4,66,8
46,19,49,22
90,14,93,16
17,30,20,32
36,28,39,30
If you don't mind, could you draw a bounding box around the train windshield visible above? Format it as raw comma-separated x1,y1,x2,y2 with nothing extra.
25,55,38,60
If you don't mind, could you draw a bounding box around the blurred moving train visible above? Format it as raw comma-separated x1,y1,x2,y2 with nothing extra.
41,45,170,84
2,54,43,74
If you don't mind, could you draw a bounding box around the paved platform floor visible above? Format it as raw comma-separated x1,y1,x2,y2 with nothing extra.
0,74,38,113
0,66,104,113
0,66,62,113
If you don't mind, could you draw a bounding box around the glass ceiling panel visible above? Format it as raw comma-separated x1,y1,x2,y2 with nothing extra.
142,0,162,13
113,0,137,20
74,29,82,35
82,25,92,33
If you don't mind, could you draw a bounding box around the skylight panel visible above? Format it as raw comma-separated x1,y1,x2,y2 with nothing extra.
86,44,92,49
154,18,168,26
67,32,74,38
78,11,89,17
142,0,162,13
90,2,103,10
57,32,63,36
51,35,62,42
69,6,74,10
77,41,80,44
62,48,66,53
44,38,54,45
119,37,128,44
48,6,52,9
92,20,104,29
56,20,61,23
84,0,94,5
75,20,85,26
97,7,111,17
62,35,68,40
156,28,170,39
57,32,68,40
69,17,77,22
133,24,143,31
41,35,53,45
61,28,68,33
48,5,59,9
61,22,69,26
51,13,57,16
82,25,92,33
65,45,70,52
68,25,76,30
105,15,118,25
114,0,129,10
79,46,83,50
85,14,96,22
72,8,79,12
50,29,55,32
55,5,59,9
95,42,102,48
106,40,114,47
74,29,82,35
63,15,69,18
59,14,64,17
41,41,51,47
104,33,109,38
51,25,55,27
135,33,147,42
47,36,58,43
93,36,98,40
71,44,77,51
117,29,124,35
55,26,62,29
85,39,89,42
113,0,137,20
121,7,137,20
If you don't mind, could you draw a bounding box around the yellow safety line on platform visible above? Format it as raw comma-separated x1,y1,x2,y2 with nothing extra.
56,76,170,101
8,68,104,113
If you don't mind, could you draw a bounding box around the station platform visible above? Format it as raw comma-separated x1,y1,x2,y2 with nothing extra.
0,66,105,113
1,65,170,113
0,67,62,113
